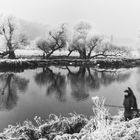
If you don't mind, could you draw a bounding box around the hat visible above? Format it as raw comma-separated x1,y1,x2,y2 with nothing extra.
124,89,129,93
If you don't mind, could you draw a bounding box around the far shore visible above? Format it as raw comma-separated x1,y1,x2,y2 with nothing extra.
0,57,140,72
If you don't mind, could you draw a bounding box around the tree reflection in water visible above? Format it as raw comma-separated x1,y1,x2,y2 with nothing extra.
97,69,131,86
67,67,89,101
35,67,66,102
68,67,131,101
0,73,29,110
35,66,131,102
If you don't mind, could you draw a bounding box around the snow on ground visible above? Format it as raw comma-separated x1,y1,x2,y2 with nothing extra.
15,49,43,56
131,50,140,58
15,49,79,56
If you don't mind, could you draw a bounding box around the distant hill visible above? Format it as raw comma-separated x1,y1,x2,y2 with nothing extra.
19,19,49,40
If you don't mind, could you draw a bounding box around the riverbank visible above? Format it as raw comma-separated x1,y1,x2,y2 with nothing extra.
0,58,140,72
0,97,140,140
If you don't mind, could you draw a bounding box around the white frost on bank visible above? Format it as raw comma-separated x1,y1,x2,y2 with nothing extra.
15,49,80,57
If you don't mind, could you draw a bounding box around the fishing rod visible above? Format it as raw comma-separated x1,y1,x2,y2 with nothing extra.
104,104,123,108
90,103,124,108
104,104,140,112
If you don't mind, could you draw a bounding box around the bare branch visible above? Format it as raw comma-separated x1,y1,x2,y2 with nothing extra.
37,24,68,58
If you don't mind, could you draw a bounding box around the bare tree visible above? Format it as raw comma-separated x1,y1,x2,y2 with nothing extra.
68,21,104,59
68,21,92,59
68,21,130,59
92,42,131,59
0,16,28,59
86,35,102,58
36,24,69,58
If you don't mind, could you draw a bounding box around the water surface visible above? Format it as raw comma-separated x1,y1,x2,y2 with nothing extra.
0,66,140,132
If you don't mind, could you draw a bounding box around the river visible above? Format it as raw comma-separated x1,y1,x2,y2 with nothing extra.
0,66,139,131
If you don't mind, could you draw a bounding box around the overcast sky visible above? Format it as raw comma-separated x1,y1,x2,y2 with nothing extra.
0,0,140,39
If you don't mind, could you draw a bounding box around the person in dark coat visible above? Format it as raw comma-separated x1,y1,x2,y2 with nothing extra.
123,87,138,121
127,87,138,110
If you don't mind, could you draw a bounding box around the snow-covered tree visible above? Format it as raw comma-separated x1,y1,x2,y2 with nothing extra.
68,21,130,59
92,41,131,58
68,21,91,59
68,21,102,59
36,23,69,58
0,15,28,59
86,34,102,58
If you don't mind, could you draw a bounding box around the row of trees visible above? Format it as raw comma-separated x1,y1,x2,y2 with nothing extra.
36,21,131,59
0,15,130,59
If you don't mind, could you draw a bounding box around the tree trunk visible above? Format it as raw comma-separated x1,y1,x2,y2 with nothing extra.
79,51,87,59
46,51,55,58
7,41,16,59
67,50,73,57
8,51,16,59
43,53,46,59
